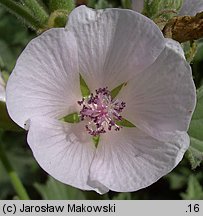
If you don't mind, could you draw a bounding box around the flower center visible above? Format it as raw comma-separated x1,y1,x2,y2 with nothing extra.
78,87,126,136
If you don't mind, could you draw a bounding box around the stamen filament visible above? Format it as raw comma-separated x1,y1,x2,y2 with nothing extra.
78,87,126,136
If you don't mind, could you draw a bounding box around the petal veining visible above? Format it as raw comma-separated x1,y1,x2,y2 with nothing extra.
6,29,81,128
67,5,165,90
88,128,189,192
120,43,196,140
27,117,95,190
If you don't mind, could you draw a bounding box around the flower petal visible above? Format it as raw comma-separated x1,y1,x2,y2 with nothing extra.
0,71,5,102
27,117,95,190
67,5,165,90
88,128,189,192
120,43,196,139
179,0,203,16
165,38,185,58
131,0,144,13
6,29,81,128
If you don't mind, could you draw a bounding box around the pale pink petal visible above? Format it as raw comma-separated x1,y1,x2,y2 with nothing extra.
179,0,203,16
27,117,95,190
0,72,5,102
6,29,81,128
67,6,165,90
165,38,185,58
131,0,144,13
119,43,196,140
88,128,189,192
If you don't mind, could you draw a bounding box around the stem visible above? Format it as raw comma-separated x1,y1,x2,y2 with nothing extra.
36,0,49,14
0,144,30,200
22,0,49,24
0,0,45,30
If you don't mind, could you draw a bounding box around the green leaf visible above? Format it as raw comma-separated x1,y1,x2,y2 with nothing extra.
166,164,193,191
113,192,131,200
121,0,131,9
186,146,203,170
95,0,113,9
166,173,188,190
0,40,15,71
181,175,203,200
183,41,198,63
0,101,22,131
188,85,203,169
143,0,183,20
80,74,90,97
0,8,34,71
193,42,203,62
34,176,85,200
61,112,80,123
110,82,127,100
0,131,37,199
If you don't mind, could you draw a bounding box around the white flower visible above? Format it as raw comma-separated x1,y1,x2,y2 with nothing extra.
132,0,203,16
6,6,196,194
0,71,6,102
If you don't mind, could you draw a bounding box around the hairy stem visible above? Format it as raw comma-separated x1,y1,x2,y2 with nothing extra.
21,0,49,24
0,0,45,30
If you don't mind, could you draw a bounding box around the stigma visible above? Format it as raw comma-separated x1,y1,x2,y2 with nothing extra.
78,87,126,136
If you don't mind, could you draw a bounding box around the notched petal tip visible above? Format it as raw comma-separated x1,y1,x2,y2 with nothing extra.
67,5,165,91
165,38,185,59
24,119,31,130
66,5,104,28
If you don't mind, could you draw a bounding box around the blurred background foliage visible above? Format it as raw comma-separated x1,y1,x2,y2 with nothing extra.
0,0,203,200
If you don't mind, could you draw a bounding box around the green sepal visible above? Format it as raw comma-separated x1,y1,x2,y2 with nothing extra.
93,135,100,148
61,112,80,123
116,118,136,128
80,74,91,98
110,82,127,100
48,9,69,28
49,0,75,12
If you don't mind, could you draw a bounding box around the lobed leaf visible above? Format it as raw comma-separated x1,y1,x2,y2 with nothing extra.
188,85,203,169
